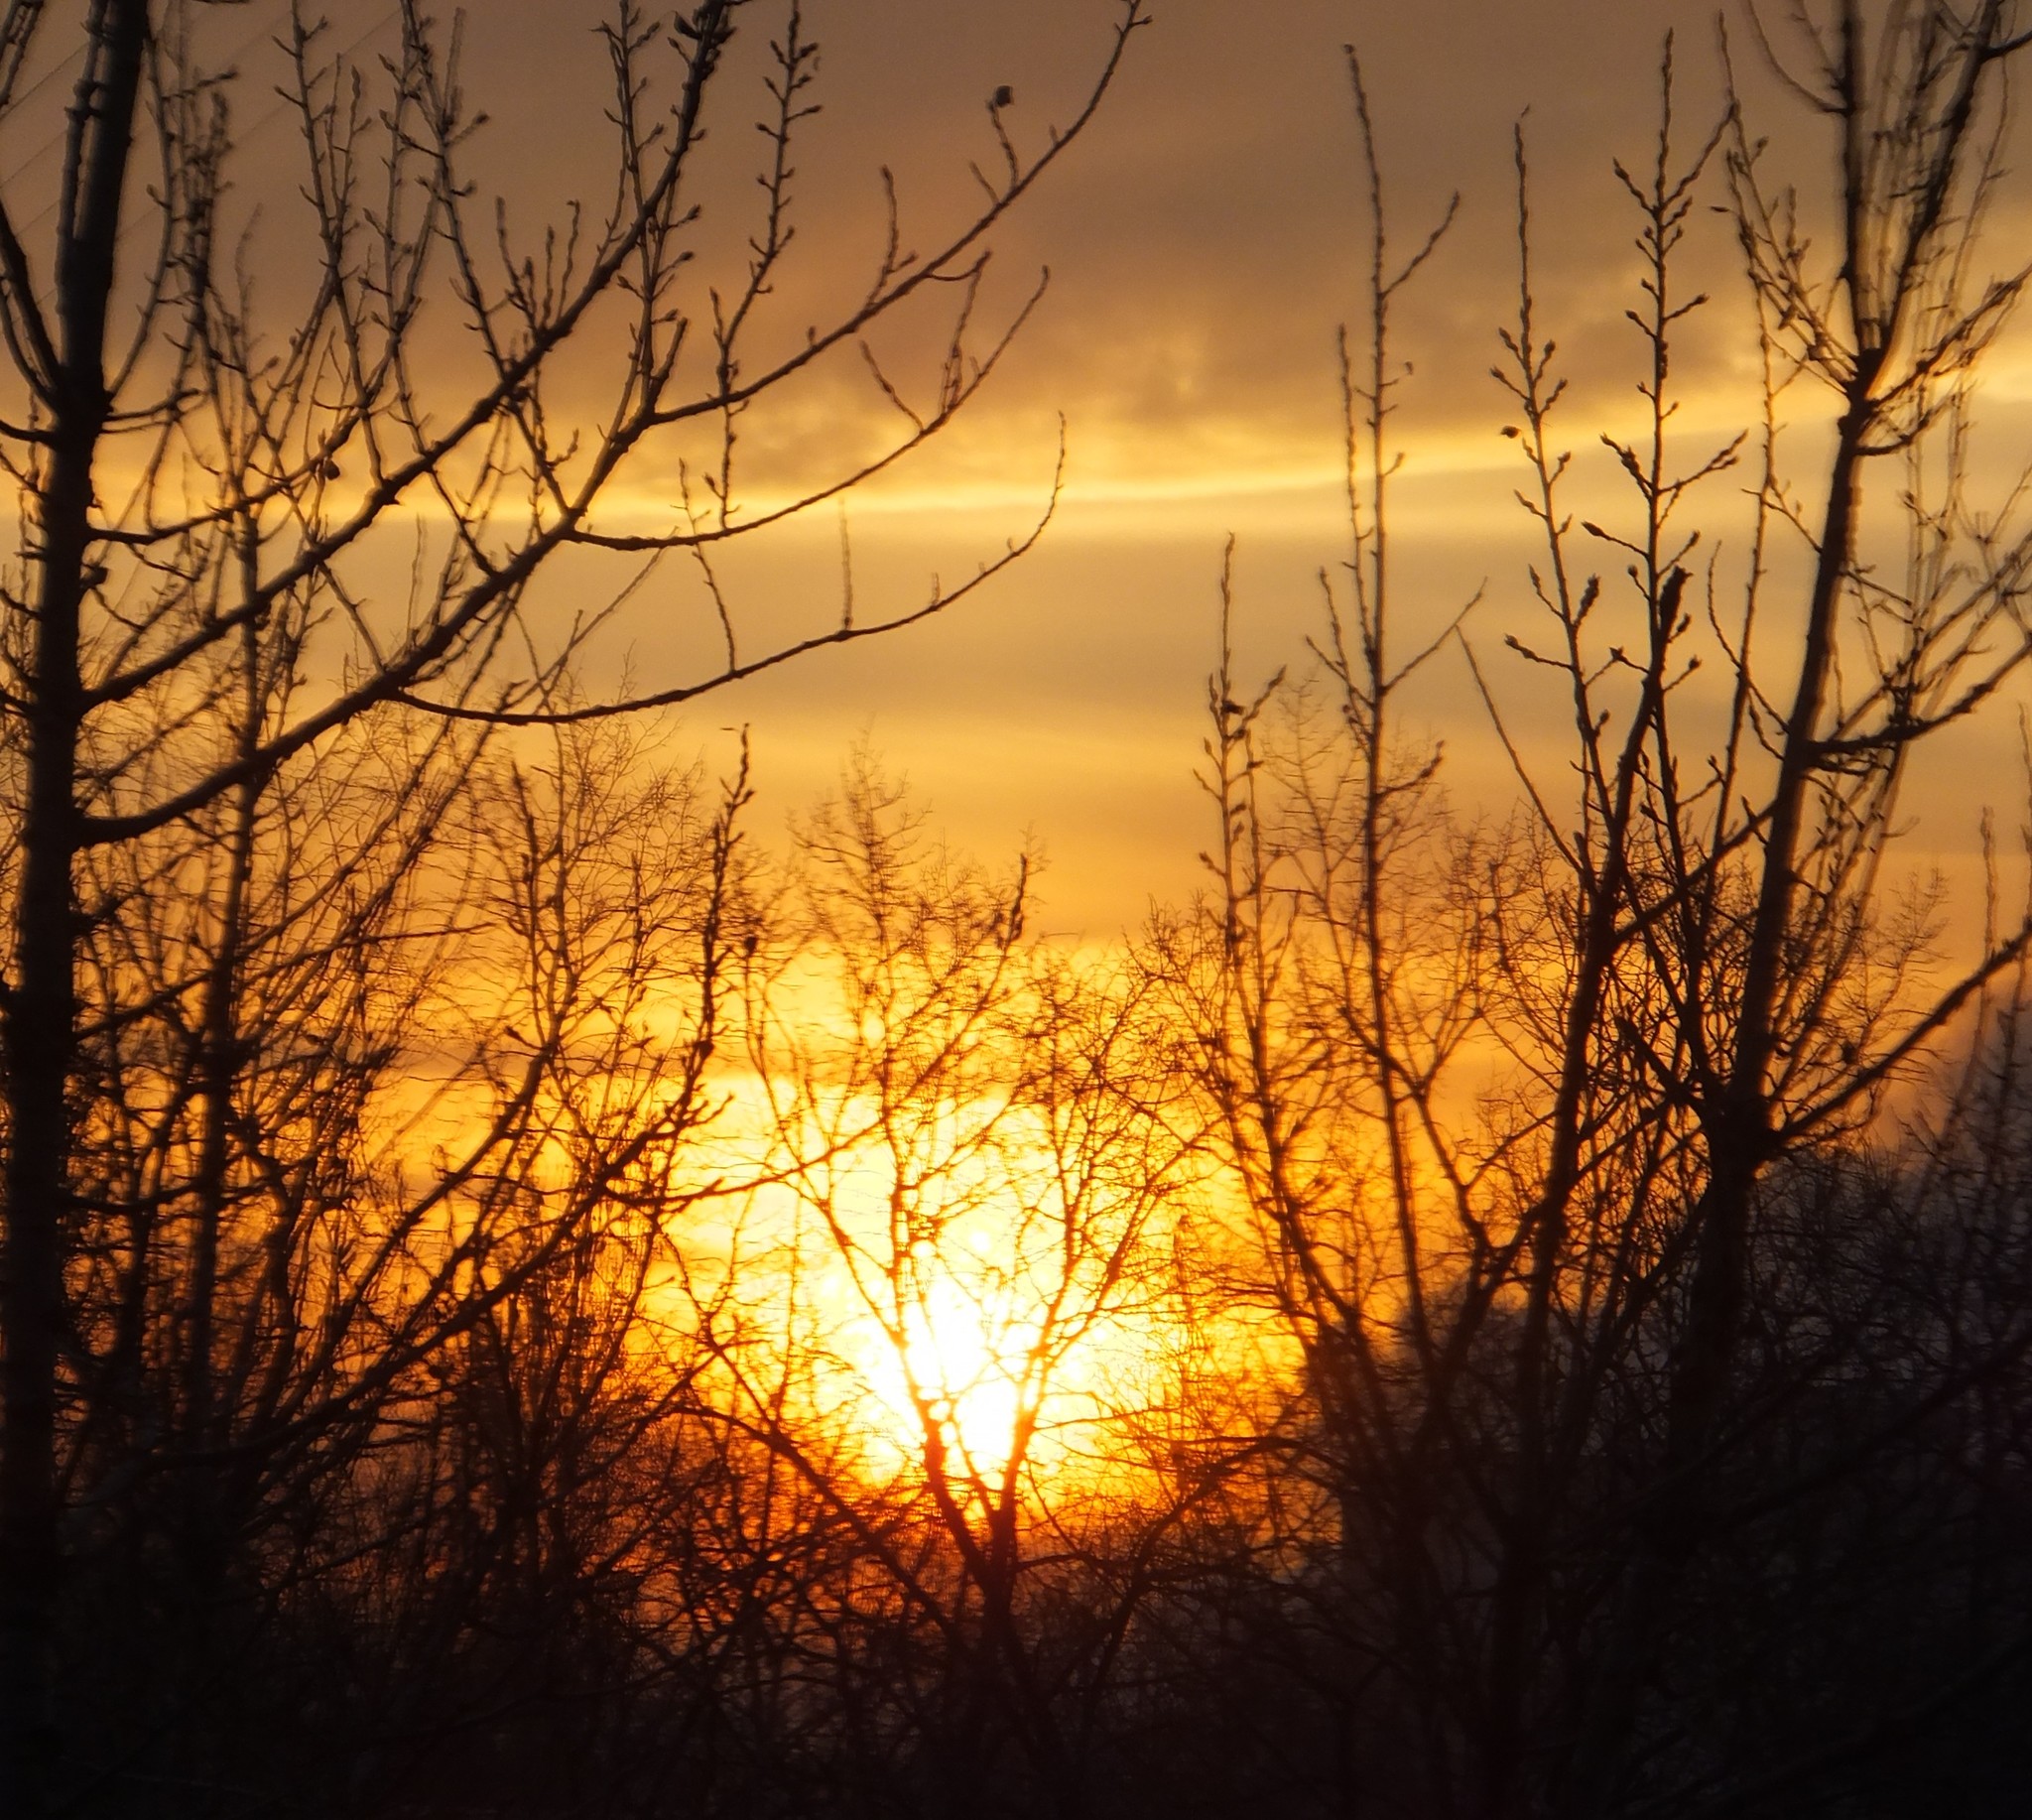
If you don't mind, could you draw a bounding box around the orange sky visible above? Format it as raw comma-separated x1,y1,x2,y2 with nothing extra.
7,0,2026,937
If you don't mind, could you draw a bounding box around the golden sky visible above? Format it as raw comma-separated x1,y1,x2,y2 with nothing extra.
10,0,2025,935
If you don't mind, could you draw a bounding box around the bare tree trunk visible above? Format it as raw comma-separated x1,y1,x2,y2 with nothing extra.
1563,363,1871,1820
0,5,146,1809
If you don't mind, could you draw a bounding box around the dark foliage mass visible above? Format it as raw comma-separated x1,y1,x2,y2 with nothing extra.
0,4,2029,1819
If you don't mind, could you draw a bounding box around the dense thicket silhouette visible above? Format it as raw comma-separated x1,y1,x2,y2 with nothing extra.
1151,10,2032,1817
0,1,1142,1812
6,4,2032,1819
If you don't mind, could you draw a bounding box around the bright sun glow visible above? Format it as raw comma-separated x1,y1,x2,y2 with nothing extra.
866,1273,1033,1485
688,1068,1183,1506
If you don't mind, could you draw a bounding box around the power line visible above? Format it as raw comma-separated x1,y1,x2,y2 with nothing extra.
2,1,397,255
0,1,294,200
5,39,85,123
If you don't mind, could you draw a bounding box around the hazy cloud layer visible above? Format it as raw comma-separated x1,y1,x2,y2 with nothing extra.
12,1,2022,932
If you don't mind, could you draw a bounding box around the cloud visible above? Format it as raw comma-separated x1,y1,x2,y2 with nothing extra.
92,0,2032,932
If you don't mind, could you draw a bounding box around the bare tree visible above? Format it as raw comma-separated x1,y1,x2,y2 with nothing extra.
0,0,1144,1809
670,762,1201,1820
1558,9,2032,1805
1156,10,2032,1818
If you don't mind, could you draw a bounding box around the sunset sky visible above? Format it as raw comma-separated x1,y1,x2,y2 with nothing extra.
684,0,2027,940
21,0,2025,934
7,15,2031,1814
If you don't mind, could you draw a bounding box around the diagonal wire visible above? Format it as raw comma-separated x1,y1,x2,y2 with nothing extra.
5,0,397,252
0,1,291,200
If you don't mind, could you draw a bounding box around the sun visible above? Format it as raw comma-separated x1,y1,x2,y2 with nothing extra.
867,1273,1033,1486
718,1096,1170,1503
